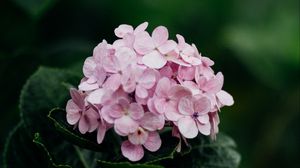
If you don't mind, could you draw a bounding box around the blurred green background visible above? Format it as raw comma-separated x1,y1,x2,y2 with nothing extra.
0,0,299,167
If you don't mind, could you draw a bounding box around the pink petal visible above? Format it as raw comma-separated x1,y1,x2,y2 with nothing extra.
176,34,186,50
115,47,136,70
178,96,194,115
158,40,177,54
134,22,148,35
153,98,167,114
164,104,183,121
166,55,191,67
83,57,96,78
121,141,144,162
101,105,115,124
66,99,80,115
142,51,167,69
66,109,81,125
193,97,211,114
202,77,222,94
129,103,144,120
178,66,195,81
181,54,202,65
138,69,156,89
155,77,171,98
159,66,173,78
178,117,198,139
78,80,99,91
97,123,106,144
109,104,124,118
140,112,165,131
136,85,148,98
78,115,89,134
103,74,121,91
114,24,134,38
85,108,99,132
147,98,160,115
182,81,201,95
93,40,109,63
196,122,211,136
95,66,107,86
134,32,155,55
143,131,162,152
102,56,119,73
197,114,209,124
169,85,192,100
216,90,234,106
69,89,85,109
201,56,214,66
87,88,106,105
152,26,168,47
114,116,139,135
128,128,149,145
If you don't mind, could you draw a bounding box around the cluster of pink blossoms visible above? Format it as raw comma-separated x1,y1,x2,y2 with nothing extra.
65,22,234,161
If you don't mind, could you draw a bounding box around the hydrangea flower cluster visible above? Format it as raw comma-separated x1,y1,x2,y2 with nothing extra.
65,22,234,162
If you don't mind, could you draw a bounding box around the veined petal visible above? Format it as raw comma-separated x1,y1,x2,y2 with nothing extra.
114,24,134,38
196,122,211,136
142,51,167,69
140,112,165,131
216,90,234,106
128,128,149,145
152,26,168,47
178,96,194,115
143,131,162,152
129,103,144,120
193,97,211,114
178,117,198,139
158,40,177,54
121,141,144,162
114,116,139,135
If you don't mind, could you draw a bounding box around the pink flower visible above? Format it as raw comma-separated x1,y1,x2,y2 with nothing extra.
121,112,164,161
175,34,201,65
177,96,211,138
101,98,144,135
134,26,177,69
148,77,192,121
123,67,157,98
66,89,99,134
102,47,137,91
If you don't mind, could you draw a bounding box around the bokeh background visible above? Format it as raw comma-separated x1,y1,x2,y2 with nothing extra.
0,0,299,167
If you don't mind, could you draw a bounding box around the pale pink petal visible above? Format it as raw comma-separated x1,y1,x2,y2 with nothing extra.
115,47,136,70
115,116,139,135
78,81,99,91
181,54,202,65
169,85,192,100
216,72,224,87
193,97,211,114
93,40,109,63
138,69,156,89
164,105,183,121
69,89,84,109
216,90,234,106
129,103,144,120
102,56,119,73
155,77,171,98
142,51,167,69
176,34,186,50
153,98,167,114
128,128,149,145
152,26,168,47
178,96,194,115
201,56,214,66
166,55,191,67
202,78,222,94
197,114,209,124
140,112,165,131
147,98,160,114
143,131,162,152
134,32,155,55
100,106,115,124
158,40,177,54
78,115,89,134
136,85,148,98
178,117,198,139
87,88,106,105
108,104,124,118
66,99,80,114
66,112,81,125
97,123,106,144
95,66,106,86
114,24,134,38
182,81,201,95
103,74,121,91
196,122,211,136
159,66,173,78
85,108,99,132
134,22,148,35
178,66,195,81
83,57,96,78
121,141,144,162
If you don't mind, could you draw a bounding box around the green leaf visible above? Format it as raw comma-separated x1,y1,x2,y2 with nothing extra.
166,133,241,168
2,122,48,168
20,66,80,138
97,160,163,168
48,108,116,152
33,132,104,168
